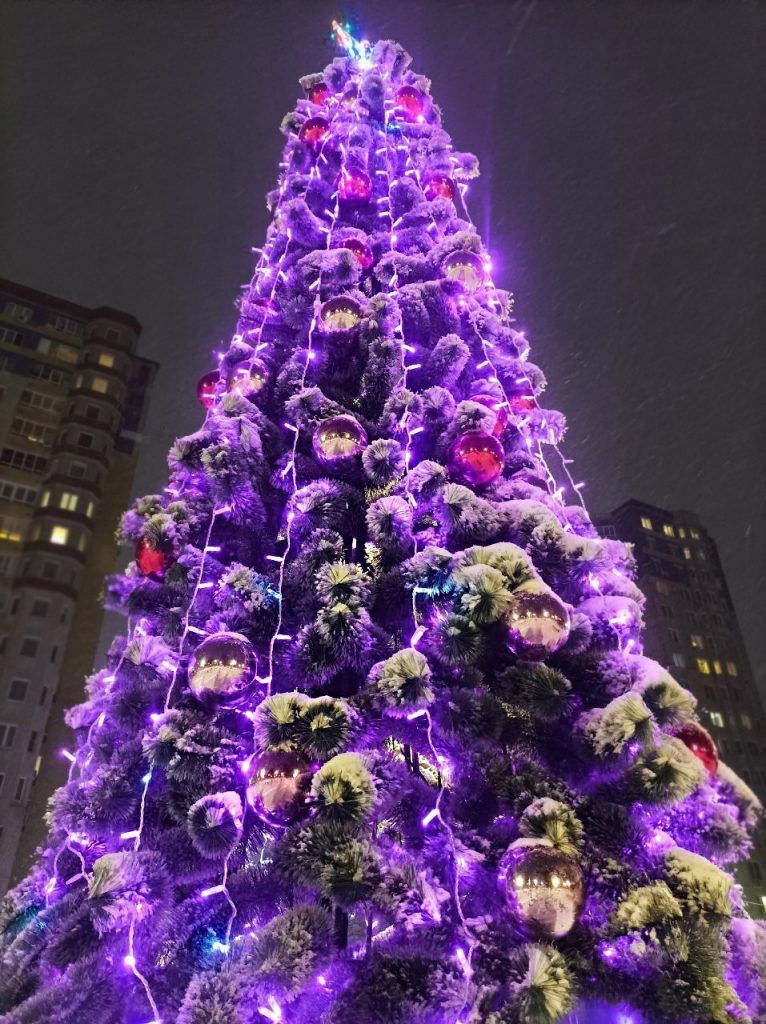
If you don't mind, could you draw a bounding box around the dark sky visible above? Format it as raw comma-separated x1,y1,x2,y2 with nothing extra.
1,1,764,693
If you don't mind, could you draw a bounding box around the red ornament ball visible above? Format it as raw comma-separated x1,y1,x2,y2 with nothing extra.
395,85,425,122
505,587,571,659
469,394,509,436
135,537,173,581
672,722,718,777
319,296,363,333
313,414,368,465
307,81,330,105
424,175,456,202
187,631,259,708
247,750,313,828
498,841,585,939
334,236,373,270
197,370,220,411
339,166,372,203
507,389,537,413
299,116,330,149
442,250,485,290
448,430,504,487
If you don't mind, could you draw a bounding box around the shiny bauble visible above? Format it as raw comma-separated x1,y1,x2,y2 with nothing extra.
395,85,425,121
505,587,571,659
334,236,373,270
299,116,330,149
424,174,456,202
227,358,268,398
313,414,368,466
135,537,173,581
448,430,504,487
197,370,220,410
468,394,509,436
498,841,585,939
672,722,718,777
507,389,537,413
247,750,312,828
442,250,485,290
560,1001,645,1024
187,631,258,708
307,81,330,105
339,166,372,203
319,296,363,333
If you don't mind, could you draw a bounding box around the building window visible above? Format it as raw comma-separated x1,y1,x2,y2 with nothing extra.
741,713,753,729
77,432,94,449
50,644,58,663
672,653,686,669
85,403,100,420
668,628,679,642
4,302,32,322
50,525,70,545
656,580,669,594
8,678,29,701
748,862,763,882
31,599,48,617
14,777,26,802
27,731,38,753
690,528,700,540
69,461,87,479
105,328,121,342
726,661,738,677
709,711,724,728
660,605,674,618
0,724,17,749
640,516,653,530
712,660,723,676
85,500,95,519
696,658,711,675
662,524,674,537
90,376,108,395
54,343,78,364
0,327,23,346
677,527,686,539
19,637,39,658
690,634,703,649
39,686,48,705
77,533,87,553
42,560,58,580
50,315,80,335
683,547,692,560
98,351,115,368
59,492,78,512
10,418,55,446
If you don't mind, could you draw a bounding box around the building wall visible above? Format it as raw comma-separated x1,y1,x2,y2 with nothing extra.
600,499,766,915
0,279,157,894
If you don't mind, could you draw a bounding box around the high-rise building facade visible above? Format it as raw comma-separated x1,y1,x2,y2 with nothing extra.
0,278,158,893
598,499,766,914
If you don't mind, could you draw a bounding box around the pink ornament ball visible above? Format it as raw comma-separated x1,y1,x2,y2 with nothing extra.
395,85,425,122
313,414,368,465
334,236,373,270
299,116,330,149
448,430,505,487
247,750,312,828
307,81,330,105
197,370,220,411
507,389,537,413
505,588,571,659
339,166,372,203
498,840,585,939
135,537,173,581
187,632,258,708
424,174,456,202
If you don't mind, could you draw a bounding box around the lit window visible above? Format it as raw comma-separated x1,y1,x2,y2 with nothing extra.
50,525,69,545
91,376,108,394
678,527,686,538
698,549,706,561
726,661,738,677
40,490,50,507
741,714,753,729
712,660,723,675
690,529,700,539
672,653,686,669
98,352,115,368
640,517,653,530
697,658,711,675
37,337,51,354
663,524,675,537
59,492,78,511
690,634,703,649
683,547,692,560
77,533,87,553
709,711,724,728
55,344,78,364
85,501,95,518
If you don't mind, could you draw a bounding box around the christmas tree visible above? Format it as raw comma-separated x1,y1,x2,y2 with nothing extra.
2,26,764,1024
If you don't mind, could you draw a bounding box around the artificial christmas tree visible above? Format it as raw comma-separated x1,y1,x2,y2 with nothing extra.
1,25,764,1024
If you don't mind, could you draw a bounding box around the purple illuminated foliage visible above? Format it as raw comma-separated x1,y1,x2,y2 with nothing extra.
0,27,762,1024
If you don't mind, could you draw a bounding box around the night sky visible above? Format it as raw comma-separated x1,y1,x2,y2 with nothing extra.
1,2,764,694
